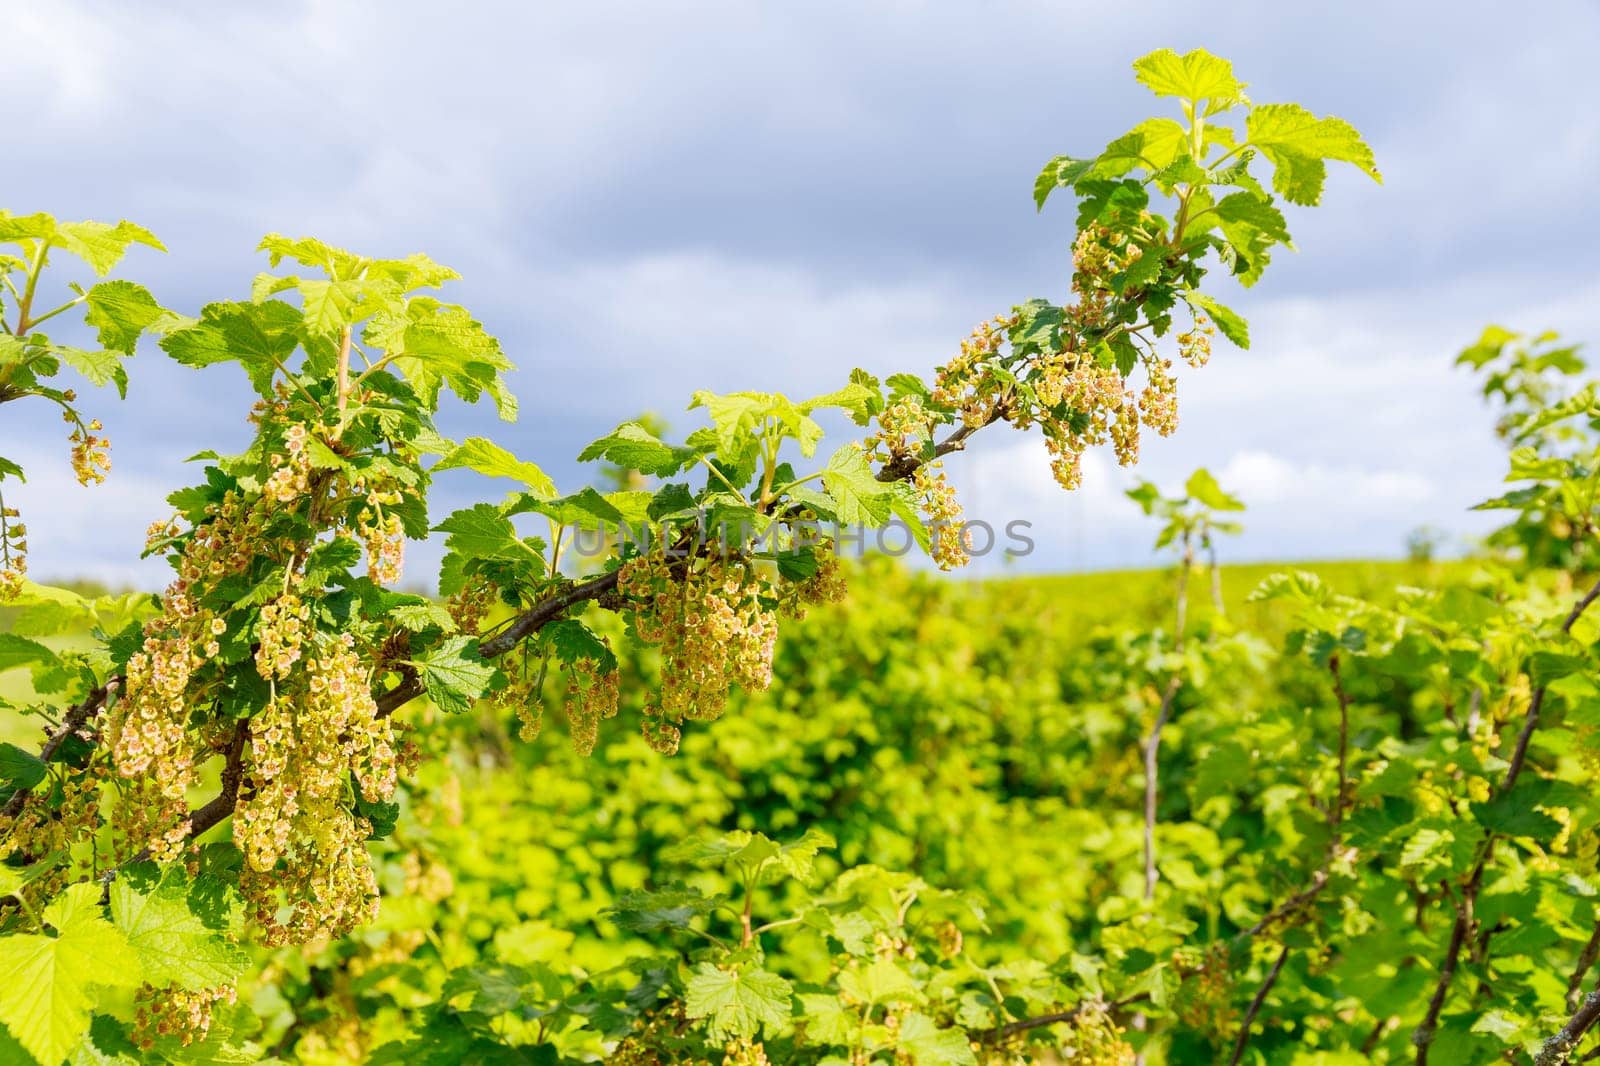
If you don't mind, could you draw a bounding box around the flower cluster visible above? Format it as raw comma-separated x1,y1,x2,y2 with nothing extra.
1177,313,1215,368
236,635,395,945
790,544,848,612
620,552,780,755
356,488,405,584
175,491,272,588
132,983,236,1050
102,488,275,860
565,654,620,756
108,633,198,861
913,463,970,570
264,423,312,502
932,314,1016,429
255,593,309,680
1069,222,1147,332
1138,358,1179,438
723,1040,772,1066
862,391,975,572
1062,1000,1135,1065
1031,359,1142,490
909,217,1204,503
67,414,111,486
1171,944,1237,1043
0,503,25,600
867,394,931,462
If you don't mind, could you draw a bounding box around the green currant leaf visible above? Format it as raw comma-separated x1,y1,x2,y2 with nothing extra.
53,219,164,276
539,618,617,672
0,884,141,1066
160,300,303,396
1183,468,1245,512
51,346,127,398
1186,292,1249,348
683,963,792,1042
821,446,895,527
1033,155,1094,210
109,866,248,991
413,636,499,715
84,281,184,356
432,437,557,498
578,422,700,478
0,742,47,791
1245,102,1381,206
896,1012,977,1066
605,886,720,934
1132,48,1247,109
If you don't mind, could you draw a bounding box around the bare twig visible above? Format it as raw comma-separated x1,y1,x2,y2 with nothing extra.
1143,537,1193,900
1504,576,1600,791
1414,849,1489,1063
1144,675,1181,899
1328,655,1352,848
1237,870,1330,941
1229,945,1289,1066
979,992,1151,1042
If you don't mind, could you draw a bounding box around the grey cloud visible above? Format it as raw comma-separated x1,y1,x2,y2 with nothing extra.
3,0,1597,585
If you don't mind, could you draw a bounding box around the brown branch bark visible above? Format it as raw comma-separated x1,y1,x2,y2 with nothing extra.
1539,991,1600,1066
1237,870,1330,941
4,404,1020,867
873,413,1000,484
1568,921,1600,1012
0,680,114,819
187,721,250,840
377,413,1011,719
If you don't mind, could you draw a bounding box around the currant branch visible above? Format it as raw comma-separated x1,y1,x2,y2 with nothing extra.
1414,574,1600,1063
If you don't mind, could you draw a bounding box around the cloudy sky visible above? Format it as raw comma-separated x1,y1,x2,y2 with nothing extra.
6,1,1599,587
